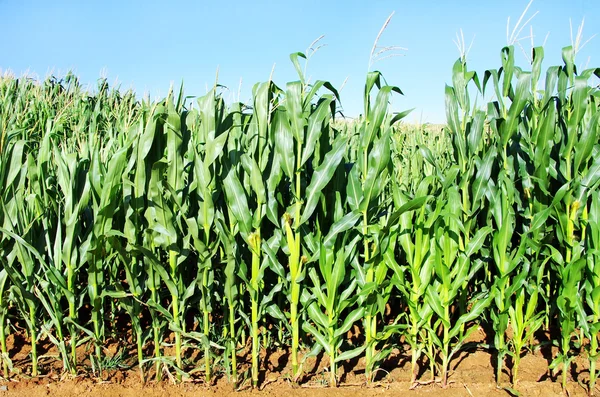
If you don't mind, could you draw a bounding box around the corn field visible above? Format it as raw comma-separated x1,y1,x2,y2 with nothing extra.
0,44,599,394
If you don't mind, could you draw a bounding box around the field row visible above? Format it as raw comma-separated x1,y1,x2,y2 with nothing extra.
0,45,599,395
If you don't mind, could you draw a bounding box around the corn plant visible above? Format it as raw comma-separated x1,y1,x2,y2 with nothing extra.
384,179,437,385
548,46,600,392
584,194,600,395
0,132,20,378
214,213,241,384
52,140,91,373
491,173,552,387
213,100,249,385
32,139,83,374
488,173,527,385
0,139,42,377
108,114,157,381
183,87,231,383
271,53,344,381
445,56,489,289
303,231,363,387
0,38,598,393
514,45,563,345
349,71,409,382
2,226,41,378
120,104,167,381
426,186,493,387
85,138,129,372
142,91,195,381
223,80,283,386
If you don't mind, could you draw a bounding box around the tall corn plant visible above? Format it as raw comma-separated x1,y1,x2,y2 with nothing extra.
384,177,437,385
483,46,561,387
548,47,600,392
0,139,43,377
271,53,344,382
85,138,129,372
142,90,194,381
0,92,35,377
51,139,91,373
425,185,493,387
350,71,409,381
223,80,284,388
104,108,160,382
515,46,563,372
585,194,600,395
483,52,531,387
290,103,365,386
184,86,230,383
414,53,493,381
216,100,248,385
120,103,167,381
32,141,87,376
488,172,551,387
446,51,518,387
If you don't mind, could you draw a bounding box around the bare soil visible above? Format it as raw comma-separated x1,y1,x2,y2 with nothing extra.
0,327,595,397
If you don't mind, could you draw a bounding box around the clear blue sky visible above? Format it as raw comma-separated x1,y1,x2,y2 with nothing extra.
1,0,599,123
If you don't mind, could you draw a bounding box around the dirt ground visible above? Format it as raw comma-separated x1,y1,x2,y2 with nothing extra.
0,366,590,397
0,327,595,397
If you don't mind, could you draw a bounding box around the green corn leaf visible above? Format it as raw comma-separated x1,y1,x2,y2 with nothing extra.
223,170,251,239
385,195,430,232
300,137,347,225
360,131,390,212
323,211,361,248
426,287,450,328
241,154,266,204
301,96,333,166
334,307,365,338
302,322,331,355
289,52,307,84
286,81,306,142
465,226,492,257
273,109,295,179
471,147,497,208
334,345,366,363
346,165,363,211
205,131,229,167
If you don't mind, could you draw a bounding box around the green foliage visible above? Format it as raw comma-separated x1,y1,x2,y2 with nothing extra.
0,42,598,394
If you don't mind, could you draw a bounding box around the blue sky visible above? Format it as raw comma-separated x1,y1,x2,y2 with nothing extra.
1,0,599,123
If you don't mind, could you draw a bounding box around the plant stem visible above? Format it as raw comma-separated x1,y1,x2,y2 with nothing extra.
137,327,144,383
362,209,374,382
513,353,520,387
329,340,337,387
29,305,38,377
291,137,303,382
67,262,77,373
203,264,211,383
0,315,7,378
148,260,162,382
441,305,450,387
409,315,419,384
251,233,260,388
229,302,237,384
169,250,182,382
427,334,435,382
290,279,299,379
